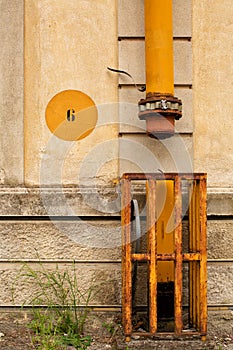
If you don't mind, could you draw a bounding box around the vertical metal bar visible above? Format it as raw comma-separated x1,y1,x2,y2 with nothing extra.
121,179,132,339
147,179,157,334
195,180,201,330
196,262,201,330
199,175,207,340
192,181,197,328
188,180,194,327
174,176,183,334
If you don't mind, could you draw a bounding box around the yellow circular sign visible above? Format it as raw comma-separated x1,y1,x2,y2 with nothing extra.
45,90,98,141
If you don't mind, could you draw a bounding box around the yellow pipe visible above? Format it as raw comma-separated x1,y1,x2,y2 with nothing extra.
144,0,174,95
157,181,174,283
144,0,175,282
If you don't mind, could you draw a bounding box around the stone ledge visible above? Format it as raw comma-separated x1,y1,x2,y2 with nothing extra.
0,187,232,216
0,187,121,216
207,188,233,216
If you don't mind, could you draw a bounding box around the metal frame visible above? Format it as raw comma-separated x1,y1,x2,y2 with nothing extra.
121,173,207,341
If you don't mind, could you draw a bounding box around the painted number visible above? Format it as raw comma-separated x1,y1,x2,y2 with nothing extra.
67,109,75,122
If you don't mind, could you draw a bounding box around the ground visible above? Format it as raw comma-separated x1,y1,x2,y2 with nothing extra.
0,311,233,349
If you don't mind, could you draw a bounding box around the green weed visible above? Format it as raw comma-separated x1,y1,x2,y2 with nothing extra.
102,321,116,335
12,260,94,349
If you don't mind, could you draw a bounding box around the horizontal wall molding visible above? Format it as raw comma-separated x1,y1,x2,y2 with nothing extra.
0,305,232,311
0,187,120,216
0,259,232,265
0,187,232,216
118,36,192,41
0,216,121,222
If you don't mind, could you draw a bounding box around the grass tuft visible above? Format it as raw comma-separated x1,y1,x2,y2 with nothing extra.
12,259,94,349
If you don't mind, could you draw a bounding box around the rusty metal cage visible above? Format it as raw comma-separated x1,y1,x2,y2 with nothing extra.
121,173,207,341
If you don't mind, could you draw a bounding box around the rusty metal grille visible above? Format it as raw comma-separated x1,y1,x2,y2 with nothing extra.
121,173,207,341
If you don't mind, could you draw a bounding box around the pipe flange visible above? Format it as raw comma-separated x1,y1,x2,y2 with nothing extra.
138,93,182,120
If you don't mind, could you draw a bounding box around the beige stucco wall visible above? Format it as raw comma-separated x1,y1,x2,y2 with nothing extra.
24,0,119,186
0,0,24,184
22,0,194,186
193,0,233,187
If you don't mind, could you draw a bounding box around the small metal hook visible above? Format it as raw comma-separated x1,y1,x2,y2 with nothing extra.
107,67,146,92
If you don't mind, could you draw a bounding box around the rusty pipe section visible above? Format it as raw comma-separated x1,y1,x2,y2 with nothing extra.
139,0,182,138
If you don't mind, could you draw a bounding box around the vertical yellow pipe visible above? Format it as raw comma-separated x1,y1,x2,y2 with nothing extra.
157,181,174,283
144,0,174,95
144,1,175,286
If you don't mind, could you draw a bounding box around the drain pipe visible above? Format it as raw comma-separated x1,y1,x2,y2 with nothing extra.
139,0,182,138
139,0,179,320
